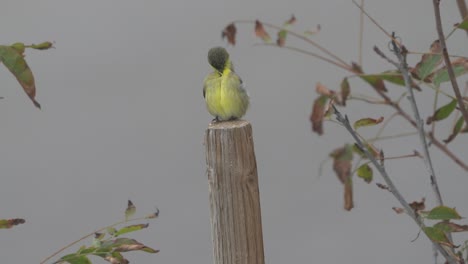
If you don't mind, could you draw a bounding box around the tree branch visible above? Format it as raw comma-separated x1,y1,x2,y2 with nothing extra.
432,0,468,127
332,105,457,264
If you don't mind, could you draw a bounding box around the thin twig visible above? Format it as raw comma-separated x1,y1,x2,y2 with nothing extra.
433,0,468,126
234,20,353,70
388,37,444,207
332,105,457,264
358,0,365,66
256,43,351,72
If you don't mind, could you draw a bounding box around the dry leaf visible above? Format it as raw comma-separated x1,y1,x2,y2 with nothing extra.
222,23,237,45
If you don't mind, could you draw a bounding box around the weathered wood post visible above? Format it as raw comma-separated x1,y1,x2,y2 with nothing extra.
205,120,265,264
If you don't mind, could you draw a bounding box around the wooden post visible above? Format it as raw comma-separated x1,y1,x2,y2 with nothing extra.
205,120,265,264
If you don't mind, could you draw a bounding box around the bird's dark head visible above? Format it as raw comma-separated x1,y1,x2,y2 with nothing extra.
208,47,229,72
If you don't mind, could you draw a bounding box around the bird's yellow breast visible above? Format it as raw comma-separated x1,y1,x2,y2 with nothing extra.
204,68,249,121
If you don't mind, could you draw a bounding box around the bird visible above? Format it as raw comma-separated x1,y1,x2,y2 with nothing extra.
203,47,249,121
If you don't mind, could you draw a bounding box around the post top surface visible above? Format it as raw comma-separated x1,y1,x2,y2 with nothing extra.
207,120,250,130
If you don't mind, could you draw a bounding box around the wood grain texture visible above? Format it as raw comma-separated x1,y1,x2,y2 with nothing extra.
205,120,264,264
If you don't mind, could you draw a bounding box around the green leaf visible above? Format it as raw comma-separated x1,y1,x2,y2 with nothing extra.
356,164,373,183
56,254,92,264
416,54,442,80
10,42,25,54
427,100,457,124
114,223,149,237
107,227,117,236
361,71,421,91
359,75,387,92
426,206,462,220
353,117,384,129
423,226,449,243
413,40,442,81
0,45,40,108
456,17,468,30
432,58,468,87
444,116,465,143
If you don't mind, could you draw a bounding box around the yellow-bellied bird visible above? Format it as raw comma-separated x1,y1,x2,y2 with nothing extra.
203,47,249,121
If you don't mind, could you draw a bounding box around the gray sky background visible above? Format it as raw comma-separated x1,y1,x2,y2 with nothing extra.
0,0,467,263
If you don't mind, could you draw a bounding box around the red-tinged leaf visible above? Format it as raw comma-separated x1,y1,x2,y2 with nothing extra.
30,41,54,50
310,95,328,135
125,200,136,221
356,164,372,183
432,58,468,87
409,198,426,212
0,218,25,229
340,78,350,106
115,244,159,253
423,226,453,247
277,29,287,47
443,116,465,144
276,15,296,47
426,99,457,125
412,40,442,81
331,145,354,211
434,221,468,233
315,82,335,97
361,71,421,91
114,223,149,237
0,45,40,108
425,206,462,220
352,63,387,92
222,23,237,45
392,207,405,214
353,117,384,129
103,252,129,264
285,14,296,26
255,20,272,43
455,17,468,30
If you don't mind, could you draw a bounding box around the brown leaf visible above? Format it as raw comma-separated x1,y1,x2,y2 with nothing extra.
315,82,335,97
344,180,353,211
255,20,272,43
376,183,389,191
443,222,468,232
392,207,405,214
409,198,426,212
310,95,328,135
222,23,237,45
331,145,354,211
340,78,350,106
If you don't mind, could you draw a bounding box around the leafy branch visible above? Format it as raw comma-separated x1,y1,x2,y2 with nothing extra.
40,200,159,264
